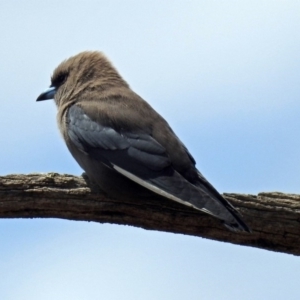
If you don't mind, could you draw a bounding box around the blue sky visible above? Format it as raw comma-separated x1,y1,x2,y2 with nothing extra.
0,1,300,299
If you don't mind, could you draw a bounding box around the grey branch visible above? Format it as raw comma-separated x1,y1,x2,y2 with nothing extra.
0,173,299,256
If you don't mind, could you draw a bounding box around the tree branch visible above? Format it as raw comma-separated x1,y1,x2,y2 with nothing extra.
0,173,299,255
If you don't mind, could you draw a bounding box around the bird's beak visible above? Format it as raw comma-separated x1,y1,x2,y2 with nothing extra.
36,86,56,101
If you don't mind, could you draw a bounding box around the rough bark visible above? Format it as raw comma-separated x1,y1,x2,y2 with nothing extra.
0,173,299,256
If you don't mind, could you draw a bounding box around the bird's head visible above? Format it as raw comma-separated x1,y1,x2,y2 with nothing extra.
36,51,128,107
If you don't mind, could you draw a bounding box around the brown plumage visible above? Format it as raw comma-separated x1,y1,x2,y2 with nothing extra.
37,51,250,232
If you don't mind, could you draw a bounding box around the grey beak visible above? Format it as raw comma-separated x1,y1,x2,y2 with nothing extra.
36,86,56,101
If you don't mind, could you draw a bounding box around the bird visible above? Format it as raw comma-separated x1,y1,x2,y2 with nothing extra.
36,51,250,232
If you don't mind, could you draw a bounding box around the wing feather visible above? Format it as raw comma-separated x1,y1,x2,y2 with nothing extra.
66,105,250,232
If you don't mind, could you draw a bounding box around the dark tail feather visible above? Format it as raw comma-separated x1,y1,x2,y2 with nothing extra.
222,208,251,233
194,172,251,233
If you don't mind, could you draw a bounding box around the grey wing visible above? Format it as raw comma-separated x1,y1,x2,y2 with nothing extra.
67,105,196,206
67,105,250,232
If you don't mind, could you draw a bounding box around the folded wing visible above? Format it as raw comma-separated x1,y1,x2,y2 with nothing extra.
67,104,250,232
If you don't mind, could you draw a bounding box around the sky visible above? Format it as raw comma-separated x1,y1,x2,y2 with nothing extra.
0,1,300,299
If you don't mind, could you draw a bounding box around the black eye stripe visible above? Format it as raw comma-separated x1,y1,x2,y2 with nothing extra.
52,72,68,87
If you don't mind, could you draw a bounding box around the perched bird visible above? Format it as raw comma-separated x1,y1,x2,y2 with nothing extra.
37,51,250,232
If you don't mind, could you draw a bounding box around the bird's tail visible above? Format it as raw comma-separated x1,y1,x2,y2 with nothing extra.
220,204,251,233
193,173,251,233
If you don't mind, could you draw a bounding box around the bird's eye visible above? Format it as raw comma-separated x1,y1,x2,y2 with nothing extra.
51,72,68,87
